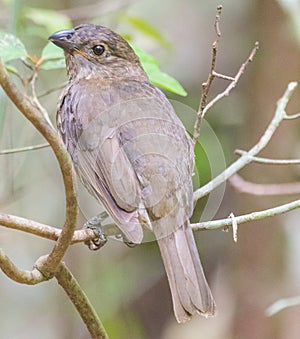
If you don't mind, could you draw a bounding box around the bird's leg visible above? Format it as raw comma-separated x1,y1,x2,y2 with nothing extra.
83,211,108,250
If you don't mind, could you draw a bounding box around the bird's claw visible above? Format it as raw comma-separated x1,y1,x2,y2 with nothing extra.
83,212,108,250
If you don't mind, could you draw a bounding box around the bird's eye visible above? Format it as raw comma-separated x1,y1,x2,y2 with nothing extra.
92,45,105,56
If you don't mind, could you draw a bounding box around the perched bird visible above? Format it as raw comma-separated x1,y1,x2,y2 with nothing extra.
49,24,215,323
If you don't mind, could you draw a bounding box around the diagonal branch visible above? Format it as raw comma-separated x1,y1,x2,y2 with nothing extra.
193,81,298,202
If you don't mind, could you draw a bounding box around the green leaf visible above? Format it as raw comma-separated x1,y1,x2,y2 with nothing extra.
41,41,64,60
39,42,65,70
125,16,171,47
23,7,72,34
131,45,187,96
0,31,27,62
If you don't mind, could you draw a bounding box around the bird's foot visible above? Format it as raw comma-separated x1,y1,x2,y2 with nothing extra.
83,211,108,250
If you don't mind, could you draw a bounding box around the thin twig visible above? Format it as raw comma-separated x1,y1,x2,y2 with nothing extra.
0,143,50,155
193,5,223,144
235,149,300,164
212,71,235,81
193,81,298,202
284,112,300,120
192,198,300,231
214,5,222,37
201,41,259,118
229,174,300,195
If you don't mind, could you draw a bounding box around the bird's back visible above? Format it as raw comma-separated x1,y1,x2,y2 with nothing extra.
58,77,195,237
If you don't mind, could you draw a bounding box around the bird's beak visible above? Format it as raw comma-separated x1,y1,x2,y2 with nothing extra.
48,29,76,54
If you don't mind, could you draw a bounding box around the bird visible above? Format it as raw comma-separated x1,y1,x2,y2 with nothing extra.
49,24,215,323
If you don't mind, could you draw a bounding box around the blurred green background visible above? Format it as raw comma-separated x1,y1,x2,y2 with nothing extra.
1,0,300,338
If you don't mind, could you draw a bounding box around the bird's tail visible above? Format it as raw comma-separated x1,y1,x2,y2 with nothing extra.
156,220,215,323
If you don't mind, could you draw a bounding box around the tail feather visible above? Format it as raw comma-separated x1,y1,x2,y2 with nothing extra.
156,221,215,323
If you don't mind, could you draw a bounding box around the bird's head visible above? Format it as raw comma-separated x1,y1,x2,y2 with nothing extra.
49,24,146,80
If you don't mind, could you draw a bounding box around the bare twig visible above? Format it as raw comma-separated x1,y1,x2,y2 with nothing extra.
212,72,235,81
214,6,222,37
235,149,300,164
285,112,300,120
0,143,50,155
192,198,300,231
192,5,259,145
201,42,259,119
229,174,300,195
193,81,298,202
55,262,109,339
193,5,223,144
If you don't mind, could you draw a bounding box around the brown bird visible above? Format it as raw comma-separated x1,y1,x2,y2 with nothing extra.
49,24,215,323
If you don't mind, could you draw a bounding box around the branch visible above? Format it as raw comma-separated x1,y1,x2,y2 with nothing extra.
229,174,300,195
55,262,109,339
192,198,300,231
0,212,119,243
0,60,78,276
193,81,298,202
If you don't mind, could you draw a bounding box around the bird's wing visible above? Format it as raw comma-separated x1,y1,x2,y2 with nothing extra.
58,81,145,243
58,79,194,243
